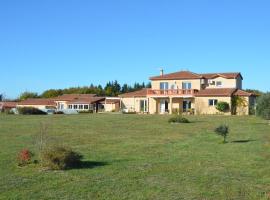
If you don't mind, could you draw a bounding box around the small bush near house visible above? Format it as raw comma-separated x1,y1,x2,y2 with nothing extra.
78,110,93,114
54,111,64,114
17,149,34,166
215,125,229,143
216,102,230,112
256,93,270,120
4,109,14,115
172,108,180,115
41,146,83,170
168,116,190,123
18,107,47,115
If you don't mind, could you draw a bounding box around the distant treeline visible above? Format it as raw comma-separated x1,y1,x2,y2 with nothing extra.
18,81,151,100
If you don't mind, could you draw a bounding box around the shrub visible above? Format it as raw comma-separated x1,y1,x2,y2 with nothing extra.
78,110,93,114
216,102,230,112
256,93,270,120
17,107,47,115
54,111,64,114
17,149,33,166
41,146,83,170
215,125,229,143
168,116,190,123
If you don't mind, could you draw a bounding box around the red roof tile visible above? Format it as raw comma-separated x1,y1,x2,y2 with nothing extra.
18,99,56,106
150,71,202,80
119,88,148,98
233,89,255,97
53,94,97,101
0,102,18,108
149,71,242,80
195,88,237,97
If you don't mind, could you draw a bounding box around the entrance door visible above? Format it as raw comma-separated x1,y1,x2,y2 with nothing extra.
160,99,169,113
183,100,191,112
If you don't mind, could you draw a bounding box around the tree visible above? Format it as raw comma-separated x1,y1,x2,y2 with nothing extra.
256,93,270,120
19,92,39,100
215,125,229,143
231,96,248,115
245,89,264,96
0,94,3,101
41,89,63,98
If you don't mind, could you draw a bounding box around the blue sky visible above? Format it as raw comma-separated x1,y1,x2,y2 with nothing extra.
0,0,269,98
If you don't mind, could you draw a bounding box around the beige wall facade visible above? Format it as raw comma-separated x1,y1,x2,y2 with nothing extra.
151,79,202,90
204,77,241,89
195,96,232,115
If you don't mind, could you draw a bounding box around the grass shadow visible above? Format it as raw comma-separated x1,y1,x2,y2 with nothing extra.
72,161,109,170
231,139,256,143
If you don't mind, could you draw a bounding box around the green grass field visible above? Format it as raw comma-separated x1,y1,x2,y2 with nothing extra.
0,114,270,200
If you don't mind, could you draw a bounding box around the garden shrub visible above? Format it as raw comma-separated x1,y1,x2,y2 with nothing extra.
78,110,93,114
17,107,47,115
216,102,230,112
17,149,34,166
168,116,190,123
54,111,64,114
215,125,229,143
41,146,83,170
256,93,270,120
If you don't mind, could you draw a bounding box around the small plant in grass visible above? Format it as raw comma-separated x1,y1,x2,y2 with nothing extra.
41,146,83,170
17,149,34,166
215,125,229,143
168,116,190,123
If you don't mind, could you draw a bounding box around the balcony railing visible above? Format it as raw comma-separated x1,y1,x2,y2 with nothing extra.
147,89,198,96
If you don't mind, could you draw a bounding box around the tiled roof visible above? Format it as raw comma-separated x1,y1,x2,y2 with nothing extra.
233,89,255,97
195,88,237,97
149,71,242,80
200,72,242,80
53,94,97,101
0,101,18,108
18,98,56,106
67,97,105,104
119,88,148,98
150,71,202,80
100,99,120,104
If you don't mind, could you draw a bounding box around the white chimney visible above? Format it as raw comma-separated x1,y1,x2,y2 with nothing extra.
160,68,164,76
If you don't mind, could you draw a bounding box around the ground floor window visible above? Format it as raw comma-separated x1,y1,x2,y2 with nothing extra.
68,105,72,109
183,100,192,112
140,100,148,112
209,99,218,106
84,105,89,110
73,105,78,109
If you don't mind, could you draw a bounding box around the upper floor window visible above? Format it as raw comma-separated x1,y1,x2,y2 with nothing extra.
209,99,218,106
160,82,169,90
216,81,222,87
182,82,192,89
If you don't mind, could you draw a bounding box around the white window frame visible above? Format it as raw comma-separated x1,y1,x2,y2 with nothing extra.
209,99,218,106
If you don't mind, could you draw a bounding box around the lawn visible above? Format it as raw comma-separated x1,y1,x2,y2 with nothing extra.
0,114,270,200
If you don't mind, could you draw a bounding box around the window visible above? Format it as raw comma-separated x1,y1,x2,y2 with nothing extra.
79,105,83,109
209,99,218,106
216,81,222,87
182,82,192,89
68,105,72,109
160,82,169,90
84,105,89,110
140,100,148,112
73,105,78,109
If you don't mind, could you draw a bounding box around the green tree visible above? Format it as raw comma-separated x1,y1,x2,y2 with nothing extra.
19,91,39,100
256,93,270,120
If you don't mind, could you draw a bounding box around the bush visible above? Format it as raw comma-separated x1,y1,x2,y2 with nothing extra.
54,111,64,114
256,93,270,120
168,116,190,123
215,125,229,143
17,107,47,115
216,102,230,112
17,149,34,166
41,146,83,170
78,110,93,114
